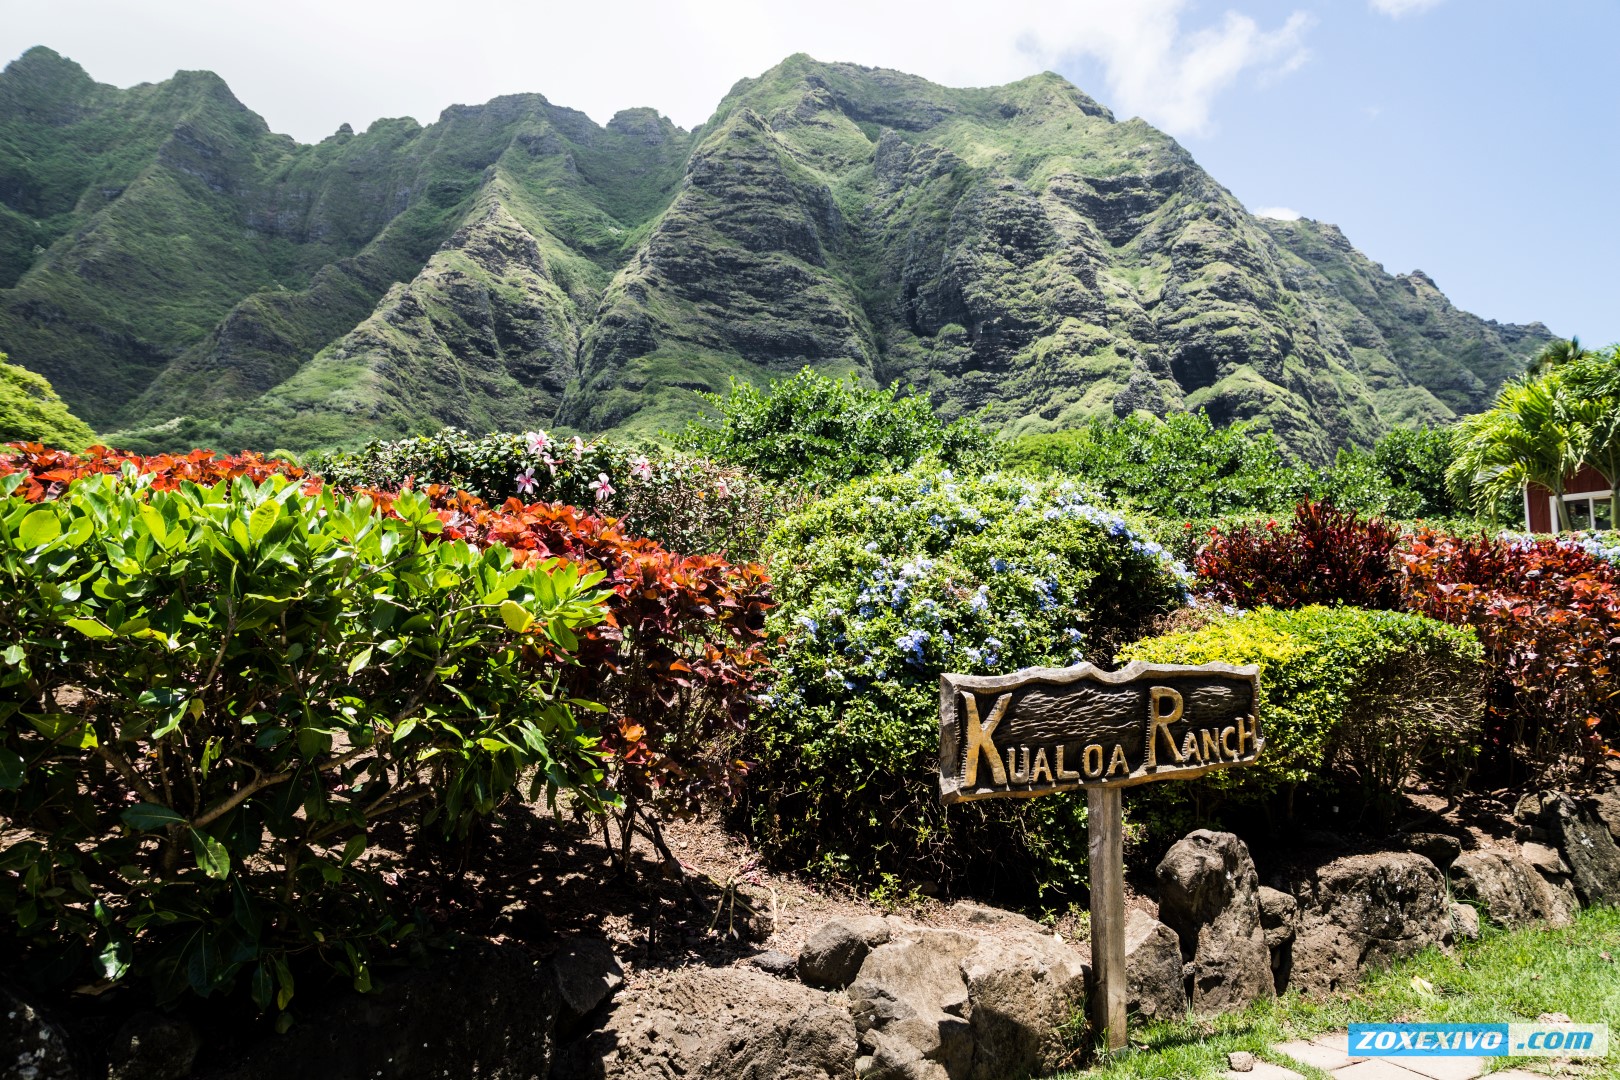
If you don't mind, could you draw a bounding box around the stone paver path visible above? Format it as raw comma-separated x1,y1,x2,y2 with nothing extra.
1223,1030,1549,1080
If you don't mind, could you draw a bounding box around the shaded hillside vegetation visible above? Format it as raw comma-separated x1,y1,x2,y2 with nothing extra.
0,47,1551,459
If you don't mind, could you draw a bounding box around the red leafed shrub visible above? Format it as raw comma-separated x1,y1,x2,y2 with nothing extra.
0,443,312,501
416,487,773,861
1194,501,1403,610
1398,531,1620,776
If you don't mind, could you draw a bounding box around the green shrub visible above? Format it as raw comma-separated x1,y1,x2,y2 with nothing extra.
1118,606,1483,826
748,469,1191,897
1319,428,1462,520
1001,412,1312,518
674,367,998,485
0,472,612,1007
307,427,786,559
1003,414,1466,525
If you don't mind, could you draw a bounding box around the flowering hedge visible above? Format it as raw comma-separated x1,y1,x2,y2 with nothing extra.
749,469,1190,896
308,428,788,559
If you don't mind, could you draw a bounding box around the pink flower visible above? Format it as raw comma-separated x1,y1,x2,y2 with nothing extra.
713,476,733,499
514,467,538,495
525,430,553,456
571,436,586,461
629,455,653,480
589,472,616,502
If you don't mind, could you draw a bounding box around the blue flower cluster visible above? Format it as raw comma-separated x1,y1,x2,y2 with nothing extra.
770,469,1196,705
963,636,1003,667
1569,532,1620,566
895,627,930,665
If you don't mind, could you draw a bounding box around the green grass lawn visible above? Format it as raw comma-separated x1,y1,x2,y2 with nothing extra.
1061,906,1620,1079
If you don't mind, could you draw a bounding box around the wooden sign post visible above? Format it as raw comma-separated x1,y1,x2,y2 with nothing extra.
939,660,1262,1053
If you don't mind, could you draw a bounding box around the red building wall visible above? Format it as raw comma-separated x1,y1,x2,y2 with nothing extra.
1526,464,1610,532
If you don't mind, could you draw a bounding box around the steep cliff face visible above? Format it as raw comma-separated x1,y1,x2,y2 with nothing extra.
0,48,1552,459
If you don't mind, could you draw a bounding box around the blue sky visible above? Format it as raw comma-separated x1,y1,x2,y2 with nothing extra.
1123,0,1619,346
3,0,1614,345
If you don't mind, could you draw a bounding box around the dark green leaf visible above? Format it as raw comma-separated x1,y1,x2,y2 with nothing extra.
122,803,187,831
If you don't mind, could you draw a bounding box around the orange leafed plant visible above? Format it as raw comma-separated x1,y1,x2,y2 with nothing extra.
0,443,314,501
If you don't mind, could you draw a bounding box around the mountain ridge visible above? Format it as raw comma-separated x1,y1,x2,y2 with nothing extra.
0,46,1552,460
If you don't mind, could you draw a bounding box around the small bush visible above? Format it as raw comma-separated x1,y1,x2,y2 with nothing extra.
748,469,1190,896
1398,531,1620,777
0,473,612,1006
1119,606,1483,823
310,428,785,559
674,367,998,485
1194,502,1403,610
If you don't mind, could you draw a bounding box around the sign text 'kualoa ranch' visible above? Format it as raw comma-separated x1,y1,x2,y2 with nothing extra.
938,660,1264,801
937,660,1263,1053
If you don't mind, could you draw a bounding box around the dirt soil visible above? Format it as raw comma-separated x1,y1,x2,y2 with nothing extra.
407,804,1130,993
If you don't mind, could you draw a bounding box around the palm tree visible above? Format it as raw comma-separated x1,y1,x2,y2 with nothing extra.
1527,336,1590,376
1560,346,1620,526
1448,373,1592,530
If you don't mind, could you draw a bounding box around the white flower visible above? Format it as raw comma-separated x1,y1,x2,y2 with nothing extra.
524,430,553,455
589,472,615,502
514,468,538,495
571,436,586,461
629,455,653,480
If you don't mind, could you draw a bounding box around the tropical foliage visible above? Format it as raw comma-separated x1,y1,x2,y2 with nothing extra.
1003,412,1311,518
1398,530,1620,777
1449,341,1620,528
1194,502,1404,611
1004,411,1460,524
1317,426,1464,520
0,472,612,1007
0,443,309,500
1193,499,1620,780
410,488,773,861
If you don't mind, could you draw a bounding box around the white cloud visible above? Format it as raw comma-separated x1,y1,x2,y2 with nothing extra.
1369,0,1445,18
0,1,1313,143
1254,207,1303,221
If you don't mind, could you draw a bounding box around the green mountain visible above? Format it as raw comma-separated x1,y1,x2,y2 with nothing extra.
0,47,1552,461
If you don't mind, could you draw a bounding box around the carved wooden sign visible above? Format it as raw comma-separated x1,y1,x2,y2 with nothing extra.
938,660,1262,803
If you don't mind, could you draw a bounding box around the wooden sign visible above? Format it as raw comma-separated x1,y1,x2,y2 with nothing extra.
939,660,1262,802
937,660,1262,1054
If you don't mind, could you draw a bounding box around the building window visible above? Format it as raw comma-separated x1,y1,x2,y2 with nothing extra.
1551,491,1615,531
